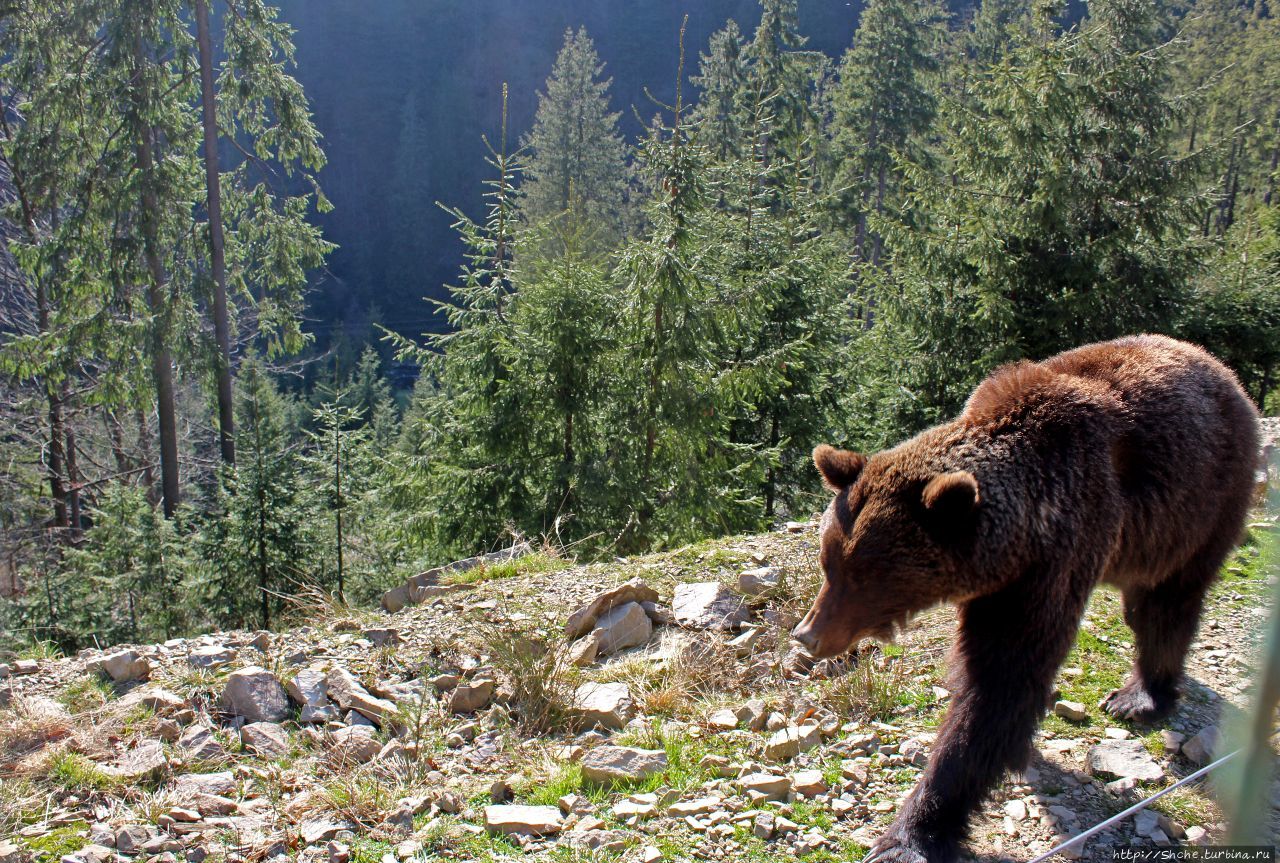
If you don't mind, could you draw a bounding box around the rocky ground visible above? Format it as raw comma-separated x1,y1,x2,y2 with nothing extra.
1,473,1278,863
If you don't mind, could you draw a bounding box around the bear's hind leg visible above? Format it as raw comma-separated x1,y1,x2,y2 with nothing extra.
1103,546,1224,723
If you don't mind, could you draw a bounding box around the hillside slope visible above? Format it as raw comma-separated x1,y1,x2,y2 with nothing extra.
1,503,1276,863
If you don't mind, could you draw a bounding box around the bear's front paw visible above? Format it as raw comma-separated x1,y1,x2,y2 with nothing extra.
1101,679,1177,723
863,829,954,863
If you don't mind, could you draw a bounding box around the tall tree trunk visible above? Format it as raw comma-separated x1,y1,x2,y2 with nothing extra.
136,407,157,504
334,421,344,601
105,410,131,475
132,35,182,518
195,0,235,466
63,396,81,535
45,382,69,529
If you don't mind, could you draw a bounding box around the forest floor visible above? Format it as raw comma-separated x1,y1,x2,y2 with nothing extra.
2,438,1278,863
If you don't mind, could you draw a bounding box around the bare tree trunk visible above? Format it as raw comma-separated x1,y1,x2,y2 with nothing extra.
136,407,157,504
46,383,69,529
195,0,236,466
105,410,131,475
132,35,181,518
63,395,81,534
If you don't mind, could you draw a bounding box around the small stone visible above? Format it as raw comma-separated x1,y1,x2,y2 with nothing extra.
1185,826,1210,846
672,582,749,630
325,667,399,726
330,726,381,763
1053,700,1087,721
573,682,634,730
115,826,155,856
1105,777,1139,794
362,628,400,647
103,740,167,780
641,846,663,863
178,725,225,761
1086,739,1163,783
98,649,152,682
448,679,495,714
0,841,28,863
1104,727,1131,740
222,666,289,723
241,722,289,759
484,805,563,836
1181,726,1220,766
566,633,600,667
1159,730,1184,755
753,810,776,839
738,772,791,800
737,567,782,596
708,708,739,730
791,769,827,798
667,796,721,816
593,601,652,656
1005,800,1028,821
727,627,762,657
186,646,235,669
1134,811,1159,838
12,659,39,674
565,579,660,640
301,819,345,845
764,724,821,760
580,746,667,784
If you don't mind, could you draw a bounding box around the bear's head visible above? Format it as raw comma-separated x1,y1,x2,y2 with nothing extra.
791,443,982,658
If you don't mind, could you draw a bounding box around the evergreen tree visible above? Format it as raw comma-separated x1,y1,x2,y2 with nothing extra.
863,0,1207,437
831,0,945,267
690,20,751,160
392,89,526,558
203,360,316,628
519,27,629,247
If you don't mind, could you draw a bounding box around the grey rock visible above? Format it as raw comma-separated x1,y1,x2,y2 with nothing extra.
1086,739,1164,783
580,746,668,785
325,667,398,727
330,726,381,763
1181,726,1221,766
764,724,821,760
1053,700,1087,721
737,567,782,596
177,725,225,761
448,679,495,713
484,805,563,836
186,646,235,669
241,722,289,759
573,682,634,729
593,602,652,656
672,582,749,630
221,666,289,723
103,740,167,780
565,579,660,641
97,649,153,682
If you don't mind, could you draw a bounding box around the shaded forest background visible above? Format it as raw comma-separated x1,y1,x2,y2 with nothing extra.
1,0,1277,652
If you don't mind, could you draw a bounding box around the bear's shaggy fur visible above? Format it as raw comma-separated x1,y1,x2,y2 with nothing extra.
793,335,1259,863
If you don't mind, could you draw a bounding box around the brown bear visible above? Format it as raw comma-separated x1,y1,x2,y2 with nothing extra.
792,335,1259,863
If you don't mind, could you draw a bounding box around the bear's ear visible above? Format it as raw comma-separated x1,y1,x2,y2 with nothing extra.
813,445,866,491
922,471,980,519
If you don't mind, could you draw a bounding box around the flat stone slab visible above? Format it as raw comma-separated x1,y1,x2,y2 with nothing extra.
484,804,563,836
580,745,667,785
1086,739,1164,783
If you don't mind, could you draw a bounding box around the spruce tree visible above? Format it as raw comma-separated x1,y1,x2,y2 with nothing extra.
690,21,751,160
865,0,1207,436
519,27,629,248
831,0,945,267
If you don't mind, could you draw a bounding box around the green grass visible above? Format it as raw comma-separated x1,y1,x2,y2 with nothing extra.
349,838,395,863
17,641,62,661
47,752,122,792
19,824,88,862
58,676,114,713
521,761,586,806
444,551,574,586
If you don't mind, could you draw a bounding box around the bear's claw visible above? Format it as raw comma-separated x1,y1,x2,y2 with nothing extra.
1101,679,1176,723
863,831,944,863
